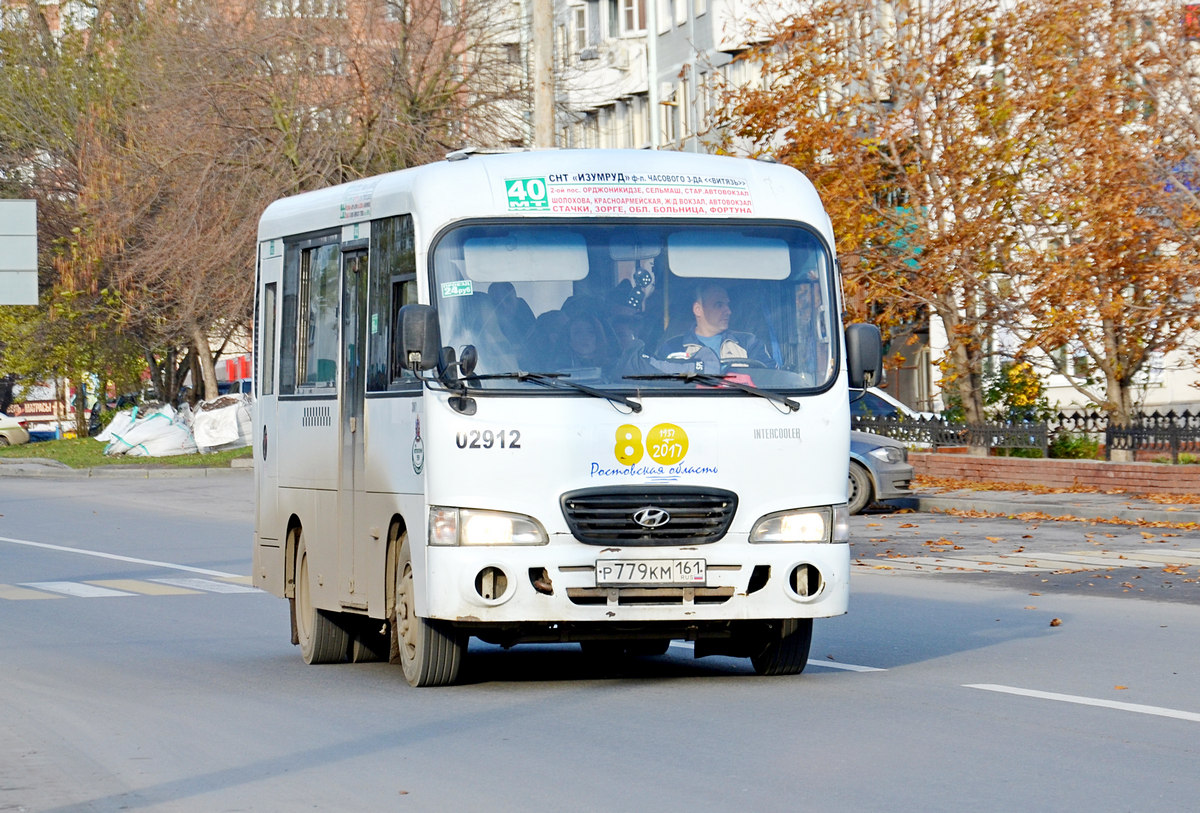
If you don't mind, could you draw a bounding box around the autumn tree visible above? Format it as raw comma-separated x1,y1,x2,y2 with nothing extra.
712,0,1021,445
1,0,525,406
1002,0,1200,434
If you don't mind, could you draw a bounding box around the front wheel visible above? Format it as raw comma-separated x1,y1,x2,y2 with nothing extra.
847,461,873,515
393,536,466,687
750,618,813,676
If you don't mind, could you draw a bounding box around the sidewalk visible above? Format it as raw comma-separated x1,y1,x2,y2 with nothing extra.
0,457,251,479
889,488,1200,525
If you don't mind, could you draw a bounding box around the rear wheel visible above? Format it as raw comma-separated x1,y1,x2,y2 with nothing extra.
294,531,350,664
393,536,465,686
750,618,813,676
847,461,873,515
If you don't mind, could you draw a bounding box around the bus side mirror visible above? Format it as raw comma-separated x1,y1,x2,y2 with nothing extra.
845,323,883,389
399,304,442,372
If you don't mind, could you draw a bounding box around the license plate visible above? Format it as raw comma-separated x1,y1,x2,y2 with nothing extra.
595,558,706,586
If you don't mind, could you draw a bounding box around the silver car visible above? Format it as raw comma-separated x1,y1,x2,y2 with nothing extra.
849,430,913,514
0,412,31,447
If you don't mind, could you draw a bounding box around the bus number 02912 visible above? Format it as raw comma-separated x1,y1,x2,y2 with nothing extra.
456,429,521,450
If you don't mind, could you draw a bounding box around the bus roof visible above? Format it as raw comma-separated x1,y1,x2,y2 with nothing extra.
256,149,834,247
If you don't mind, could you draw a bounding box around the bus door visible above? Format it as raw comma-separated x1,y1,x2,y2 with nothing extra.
337,248,369,608
254,241,283,583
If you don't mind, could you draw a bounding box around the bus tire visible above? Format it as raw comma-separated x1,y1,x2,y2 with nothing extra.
295,531,350,665
394,536,465,687
847,461,873,515
750,618,813,677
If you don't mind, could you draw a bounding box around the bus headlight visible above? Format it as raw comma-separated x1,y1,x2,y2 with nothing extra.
428,507,548,546
750,506,847,543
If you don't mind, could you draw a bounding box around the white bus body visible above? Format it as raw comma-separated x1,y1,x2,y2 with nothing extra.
253,149,878,685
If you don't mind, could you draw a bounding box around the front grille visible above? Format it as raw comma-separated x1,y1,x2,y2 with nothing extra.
560,486,738,546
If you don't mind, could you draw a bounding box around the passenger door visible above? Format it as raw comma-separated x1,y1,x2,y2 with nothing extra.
337,249,369,607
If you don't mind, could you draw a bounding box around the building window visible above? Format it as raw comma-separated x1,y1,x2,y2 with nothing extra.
675,0,686,26
621,0,645,33
573,6,588,52
694,0,706,16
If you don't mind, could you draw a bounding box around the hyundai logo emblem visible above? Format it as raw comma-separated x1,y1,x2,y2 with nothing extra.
633,507,671,528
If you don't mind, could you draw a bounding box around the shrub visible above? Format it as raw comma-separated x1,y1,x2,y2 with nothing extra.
1049,431,1100,459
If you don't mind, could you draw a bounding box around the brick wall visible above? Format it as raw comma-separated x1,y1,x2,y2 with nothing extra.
911,453,1200,495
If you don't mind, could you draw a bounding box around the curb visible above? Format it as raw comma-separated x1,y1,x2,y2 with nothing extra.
912,494,1200,525
0,461,251,479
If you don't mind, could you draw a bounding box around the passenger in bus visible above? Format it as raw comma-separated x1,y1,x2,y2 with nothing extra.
563,312,610,372
522,309,569,370
488,281,535,345
656,282,774,368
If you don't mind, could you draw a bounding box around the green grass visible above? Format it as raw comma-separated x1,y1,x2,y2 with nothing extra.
0,436,252,469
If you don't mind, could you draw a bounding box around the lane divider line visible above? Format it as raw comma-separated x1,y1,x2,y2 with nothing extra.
965,683,1200,723
668,641,885,671
0,535,242,578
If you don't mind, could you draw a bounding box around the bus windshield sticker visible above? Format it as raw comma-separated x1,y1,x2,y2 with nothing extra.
507,171,754,216
441,280,473,298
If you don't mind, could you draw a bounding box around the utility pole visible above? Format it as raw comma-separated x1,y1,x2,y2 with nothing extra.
532,0,555,148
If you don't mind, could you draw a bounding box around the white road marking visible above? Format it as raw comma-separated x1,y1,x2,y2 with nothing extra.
0,535,242,578
810,660,886,672
965,683,1200,723
20,581,136,598
150,577,259,594
667,641,885,671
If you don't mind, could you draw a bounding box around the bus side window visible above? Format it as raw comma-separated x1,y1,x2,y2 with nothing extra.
260,282,277,396
280,235,339,394
367,214,419,392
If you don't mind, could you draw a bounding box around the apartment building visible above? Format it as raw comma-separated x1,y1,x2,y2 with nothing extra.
553,0,776,152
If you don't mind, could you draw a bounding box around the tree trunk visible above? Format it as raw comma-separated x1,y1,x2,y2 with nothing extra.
191,325,220,403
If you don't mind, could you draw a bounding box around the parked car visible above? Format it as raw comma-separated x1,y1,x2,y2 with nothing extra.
849,429,914,514
849,387,937,420
0,412,31,447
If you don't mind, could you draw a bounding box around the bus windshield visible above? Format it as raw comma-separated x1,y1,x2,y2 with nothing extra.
429,220,837,392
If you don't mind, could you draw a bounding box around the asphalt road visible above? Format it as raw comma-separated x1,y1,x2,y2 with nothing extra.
1,474,1198,812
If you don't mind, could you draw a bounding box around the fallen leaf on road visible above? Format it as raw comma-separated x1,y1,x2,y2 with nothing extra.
1024,605,1037,610
1050,618,1062,627
1114,686,1127,690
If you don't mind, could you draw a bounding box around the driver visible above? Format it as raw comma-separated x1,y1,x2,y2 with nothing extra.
656,283,773,368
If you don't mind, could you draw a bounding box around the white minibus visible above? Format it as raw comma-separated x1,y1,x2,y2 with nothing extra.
252,149,881,685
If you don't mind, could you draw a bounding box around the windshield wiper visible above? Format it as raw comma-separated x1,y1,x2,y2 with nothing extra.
471,372,642,413
623,372,799,412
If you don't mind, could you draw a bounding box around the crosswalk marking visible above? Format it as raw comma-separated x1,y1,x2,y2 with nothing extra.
21,581,136,598
89,579,202,596
150,577,260,594
1,578,261,599
0,584,62,600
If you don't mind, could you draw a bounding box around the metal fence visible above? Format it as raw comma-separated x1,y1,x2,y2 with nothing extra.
852,416,1047,454
1103,411,1200,463
853,409,1200,461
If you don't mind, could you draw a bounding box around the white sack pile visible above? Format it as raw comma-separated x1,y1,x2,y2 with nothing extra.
99,403,198,457
191,393,253,453
95,392,253,457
